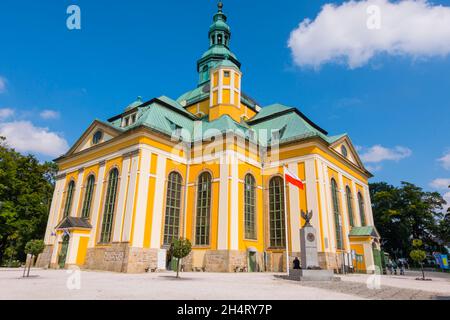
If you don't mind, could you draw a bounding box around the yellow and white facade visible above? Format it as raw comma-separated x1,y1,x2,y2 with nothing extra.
38,3,380,274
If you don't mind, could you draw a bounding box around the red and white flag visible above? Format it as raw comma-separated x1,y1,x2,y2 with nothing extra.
284,167,304,190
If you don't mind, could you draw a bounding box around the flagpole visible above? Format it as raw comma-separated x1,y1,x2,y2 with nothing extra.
283,165,289,275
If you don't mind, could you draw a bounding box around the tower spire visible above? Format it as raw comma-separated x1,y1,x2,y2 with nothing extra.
196,1,241,85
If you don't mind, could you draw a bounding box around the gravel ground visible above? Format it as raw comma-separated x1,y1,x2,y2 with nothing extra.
0,268,448,300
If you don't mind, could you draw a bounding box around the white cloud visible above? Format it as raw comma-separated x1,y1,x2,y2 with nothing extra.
40,110,60,120
0,108,14,120
438,152,450,170
430,178,450,190
360,145,412,163
0,121,69,157
366,164,383,172
288,0,450,68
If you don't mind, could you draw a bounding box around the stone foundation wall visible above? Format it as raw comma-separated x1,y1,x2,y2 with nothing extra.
36,245,53,269
182,250,265,273
265,251,301,272
318,252,343,271
84,243,129,272
204,250,249,272
84,244,160,273
126,248,159,273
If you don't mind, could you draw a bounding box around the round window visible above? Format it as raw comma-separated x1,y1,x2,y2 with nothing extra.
92,130,103,145
341,145,348,158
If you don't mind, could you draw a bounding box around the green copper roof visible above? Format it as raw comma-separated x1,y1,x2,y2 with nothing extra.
177,84,210,105
212,59,239,69
125,96,143,111
349,226,379,237
201,45,237,60
209,19,230,33
248,103,294,121
109,94,345,151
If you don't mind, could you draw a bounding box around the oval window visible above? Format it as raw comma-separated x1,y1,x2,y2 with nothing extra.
341,145,348,158
92,130,103,145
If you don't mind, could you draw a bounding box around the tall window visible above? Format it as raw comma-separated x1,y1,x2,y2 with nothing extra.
63,180,75,218
331,179,343,250
100,168,119,243
81,175,95,219
163,172,183,246
358,192,367,226
346,186,355,228
195,172,212,246
269,176,285,248
244,174,256,240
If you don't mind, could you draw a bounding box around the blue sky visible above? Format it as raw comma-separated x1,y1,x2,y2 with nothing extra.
0,0,449,200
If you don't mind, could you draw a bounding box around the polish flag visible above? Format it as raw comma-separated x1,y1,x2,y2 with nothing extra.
284,167,304,190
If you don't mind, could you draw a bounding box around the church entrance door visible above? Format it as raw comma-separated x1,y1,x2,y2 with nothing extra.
58,234,70,268
248,252,257,272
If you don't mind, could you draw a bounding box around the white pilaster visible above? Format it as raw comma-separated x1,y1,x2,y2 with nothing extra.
88,162,106,247
217,154,229,250
304,159,322,251
44,176,65,244
352,181,361,227
150,155,167,248
50,233,62,265
364,185,374,226
121,152,140,243
132,149,152,247
112,156,131,243
70,170,85,217
316,159,330,251
66,235,80,265
287,162,300,253
338,173,350,251
229,152,239,250
322,162,335,251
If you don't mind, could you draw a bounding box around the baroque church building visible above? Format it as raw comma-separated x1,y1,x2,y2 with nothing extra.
38,3,381,274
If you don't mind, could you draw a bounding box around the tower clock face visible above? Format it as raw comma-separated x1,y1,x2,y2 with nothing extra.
307,233,315,242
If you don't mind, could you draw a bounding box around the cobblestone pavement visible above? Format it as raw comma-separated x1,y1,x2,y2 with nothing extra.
1,268,448,300
297,279,448,300
287,270,450,300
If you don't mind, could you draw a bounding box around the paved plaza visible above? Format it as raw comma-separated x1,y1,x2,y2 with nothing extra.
0,268,449,300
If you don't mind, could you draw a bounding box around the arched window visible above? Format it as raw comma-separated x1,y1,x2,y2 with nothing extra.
63,180,76,218
331,179,343,250
269,176,285,248
81,175,95,219
346,186,355,228
244,174,256,240
195,172,212,246
163,172,183,245
100,168,119,243
358,192,367,226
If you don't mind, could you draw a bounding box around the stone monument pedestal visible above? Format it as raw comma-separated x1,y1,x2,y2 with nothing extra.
288,211,335,281
288,269,335,281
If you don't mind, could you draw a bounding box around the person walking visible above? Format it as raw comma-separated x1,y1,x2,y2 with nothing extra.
293,257,301,270
399,260,405,275
392,260,398,275
387,260,393,275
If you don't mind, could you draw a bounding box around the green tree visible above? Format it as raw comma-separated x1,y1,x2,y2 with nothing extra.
0,137,57,265
23,239,45,277
410,239,427,280
370,182,446,259
172,238,192,278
